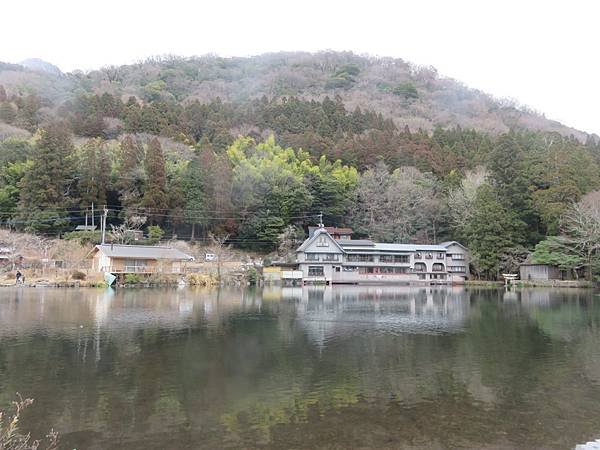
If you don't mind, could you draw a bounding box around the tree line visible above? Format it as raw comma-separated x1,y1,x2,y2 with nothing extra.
1,84,600,279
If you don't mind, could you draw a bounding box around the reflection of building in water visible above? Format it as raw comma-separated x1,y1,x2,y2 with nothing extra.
283,286,472,349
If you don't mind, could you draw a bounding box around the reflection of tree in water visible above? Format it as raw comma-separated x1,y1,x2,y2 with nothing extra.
0,287,600,449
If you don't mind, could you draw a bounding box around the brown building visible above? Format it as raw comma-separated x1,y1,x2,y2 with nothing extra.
91,244,194,274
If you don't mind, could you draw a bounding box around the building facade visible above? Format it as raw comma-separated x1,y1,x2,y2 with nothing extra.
91,244,194,274
296,228,469,285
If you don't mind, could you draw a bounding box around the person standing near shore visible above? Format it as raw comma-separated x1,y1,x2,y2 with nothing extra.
15,270,22,284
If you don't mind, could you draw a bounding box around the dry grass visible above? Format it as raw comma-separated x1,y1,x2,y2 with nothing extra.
0,394,58,450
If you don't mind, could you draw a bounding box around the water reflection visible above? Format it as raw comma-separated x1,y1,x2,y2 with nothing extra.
0,286,599,449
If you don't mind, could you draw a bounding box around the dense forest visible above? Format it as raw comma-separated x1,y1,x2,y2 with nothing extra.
0,52,599,279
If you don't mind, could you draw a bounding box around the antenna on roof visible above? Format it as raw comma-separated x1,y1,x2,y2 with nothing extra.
318,211,324,228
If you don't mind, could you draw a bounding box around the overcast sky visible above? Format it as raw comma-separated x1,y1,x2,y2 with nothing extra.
1,0,598,134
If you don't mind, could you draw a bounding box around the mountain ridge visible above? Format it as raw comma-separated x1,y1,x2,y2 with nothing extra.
0,52,593,141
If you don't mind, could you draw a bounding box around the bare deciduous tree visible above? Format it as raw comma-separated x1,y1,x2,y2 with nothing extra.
109,216,147,244
208,233,233,281
447,166,488,235
560,191,600,280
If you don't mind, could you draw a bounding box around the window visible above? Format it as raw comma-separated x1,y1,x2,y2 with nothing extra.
343,266,358,272
430,273,446,280
414,252,422,259
316,236,329,247
379,266,395,274
359,267,375,274
437,252,445,259
450,266,466,273
335,267,341,272
451,253,465,260
323,254,339,262
414,262,426,272
347,254,374,262
394,267,409,274
380,255,410,263
425,253,433,259
417,273,426,280
432,263,445,272
306,253,319,261
308,266,324,276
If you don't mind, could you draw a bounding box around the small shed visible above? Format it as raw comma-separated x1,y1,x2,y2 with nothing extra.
519,263,561,281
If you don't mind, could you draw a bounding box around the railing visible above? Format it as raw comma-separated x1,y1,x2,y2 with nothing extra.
104,266,182,274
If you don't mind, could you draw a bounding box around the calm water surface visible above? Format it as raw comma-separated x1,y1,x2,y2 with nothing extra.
1,286,600,449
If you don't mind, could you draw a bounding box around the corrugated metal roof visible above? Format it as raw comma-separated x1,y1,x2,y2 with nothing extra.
337,239,374,246
342,243,447,252
95,244,193,260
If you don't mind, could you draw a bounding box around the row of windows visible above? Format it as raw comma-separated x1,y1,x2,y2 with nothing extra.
449,266,467,273
309,265,449,276
415,252,445,260
307,253,466,264
380,254,410,263
306,253,339,261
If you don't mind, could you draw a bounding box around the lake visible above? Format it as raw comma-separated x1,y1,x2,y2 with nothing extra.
0,286,599,449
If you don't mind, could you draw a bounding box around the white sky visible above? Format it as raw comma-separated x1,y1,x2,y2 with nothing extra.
1,0,598,134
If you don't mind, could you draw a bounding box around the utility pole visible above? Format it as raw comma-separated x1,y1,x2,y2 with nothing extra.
91,202,95,228
101,206,108,244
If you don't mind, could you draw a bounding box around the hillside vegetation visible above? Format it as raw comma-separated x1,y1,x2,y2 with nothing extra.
0,51,599,279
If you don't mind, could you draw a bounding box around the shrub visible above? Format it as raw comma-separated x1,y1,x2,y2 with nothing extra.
63,230,102,245
245,266,259,285
146,225,165,244
71,270,86,280
186,273,217,286
124,273,143,284
393,82,419,100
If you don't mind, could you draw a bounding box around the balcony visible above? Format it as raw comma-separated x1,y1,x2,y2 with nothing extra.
103,266,182,274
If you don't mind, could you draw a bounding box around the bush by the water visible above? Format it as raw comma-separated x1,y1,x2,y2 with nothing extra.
245,267,259,285
124,274,143,284
186,273,217,286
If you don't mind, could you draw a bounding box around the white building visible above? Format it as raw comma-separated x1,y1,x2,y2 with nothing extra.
296,228,469,285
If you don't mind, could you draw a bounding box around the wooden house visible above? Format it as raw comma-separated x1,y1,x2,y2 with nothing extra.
91,244,194,274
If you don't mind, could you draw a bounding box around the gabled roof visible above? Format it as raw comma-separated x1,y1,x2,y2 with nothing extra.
93,244,194,260
296,227,346,253
438,241,469,250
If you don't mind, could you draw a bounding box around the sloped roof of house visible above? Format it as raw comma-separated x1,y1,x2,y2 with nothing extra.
296,227,346,253
94,244,194,260
438,241,468,250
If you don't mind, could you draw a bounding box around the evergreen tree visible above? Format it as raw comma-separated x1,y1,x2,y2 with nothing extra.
464,184,525,279
0,102,16,124
117,135,145,215
78,138,110,209
142,137,167,223
17,121,75,232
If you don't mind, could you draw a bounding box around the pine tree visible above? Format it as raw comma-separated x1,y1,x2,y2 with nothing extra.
142,137,167,223
117,135,145,215
78,138,110,208
18,121,75,232
0,102,16,124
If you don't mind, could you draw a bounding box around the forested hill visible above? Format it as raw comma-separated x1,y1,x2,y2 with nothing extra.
1,52,600,279
0,52,590,139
